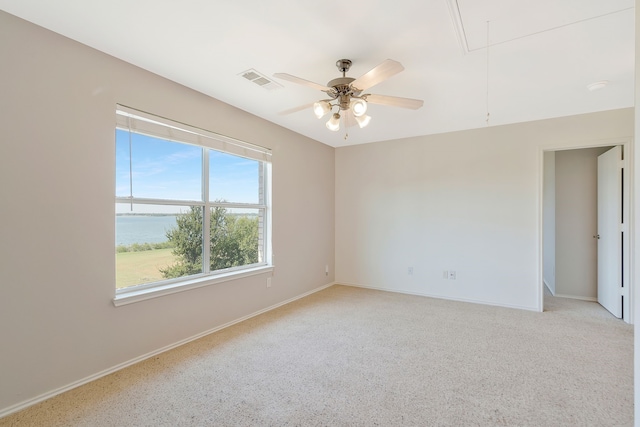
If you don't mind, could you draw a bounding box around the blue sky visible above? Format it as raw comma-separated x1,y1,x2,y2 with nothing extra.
116,130,260,213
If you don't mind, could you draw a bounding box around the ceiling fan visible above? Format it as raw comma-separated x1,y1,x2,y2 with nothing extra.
274,59,424,132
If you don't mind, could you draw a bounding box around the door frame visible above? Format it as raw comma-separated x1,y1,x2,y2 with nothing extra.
538,137,633,324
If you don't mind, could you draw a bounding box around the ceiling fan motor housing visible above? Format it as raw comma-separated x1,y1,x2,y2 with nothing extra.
326,76,363,110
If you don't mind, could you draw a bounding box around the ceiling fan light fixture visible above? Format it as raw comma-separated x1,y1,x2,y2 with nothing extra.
313,100,332,119
326,113,341,131
351,98,368,117
355,114,371,129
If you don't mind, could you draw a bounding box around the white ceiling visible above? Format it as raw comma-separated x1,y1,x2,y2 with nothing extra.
0,0,634,147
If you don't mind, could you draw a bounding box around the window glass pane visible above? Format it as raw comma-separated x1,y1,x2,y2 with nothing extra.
116,129,202,201
209,207,263,271
116,203,203,289
209,151,260,204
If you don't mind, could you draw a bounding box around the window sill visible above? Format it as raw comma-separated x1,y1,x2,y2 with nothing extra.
113,265,274,307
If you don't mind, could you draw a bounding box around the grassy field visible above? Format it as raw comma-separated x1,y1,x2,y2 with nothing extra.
116,248,176,289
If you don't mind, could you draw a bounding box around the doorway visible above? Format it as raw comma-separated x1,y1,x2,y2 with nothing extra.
541,143,631,322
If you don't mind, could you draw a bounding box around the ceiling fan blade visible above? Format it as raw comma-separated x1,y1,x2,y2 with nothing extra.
273,73,331,92
350,59,404,91
278,102,315,115
365,94,424,110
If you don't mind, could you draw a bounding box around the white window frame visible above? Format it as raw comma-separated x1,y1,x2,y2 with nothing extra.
113,105,273,306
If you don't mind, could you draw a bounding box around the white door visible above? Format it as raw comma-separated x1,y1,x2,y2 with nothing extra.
597,146,622,318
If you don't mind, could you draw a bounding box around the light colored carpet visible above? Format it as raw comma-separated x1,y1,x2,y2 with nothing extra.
1,285,633,426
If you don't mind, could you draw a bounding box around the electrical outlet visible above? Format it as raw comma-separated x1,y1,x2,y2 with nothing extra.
266,277,272,288
443,270,449,279
408,267,413,275
448,271,456,280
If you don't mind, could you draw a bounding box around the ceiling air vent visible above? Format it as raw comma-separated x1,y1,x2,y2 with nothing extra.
239,69,283,90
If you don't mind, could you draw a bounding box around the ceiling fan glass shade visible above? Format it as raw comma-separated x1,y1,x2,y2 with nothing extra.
355,114,371,128
326,113,340,131
313,100,332,119
350,98,368,117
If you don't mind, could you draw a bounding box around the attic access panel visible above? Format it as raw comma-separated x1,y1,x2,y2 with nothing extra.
449,0,634,52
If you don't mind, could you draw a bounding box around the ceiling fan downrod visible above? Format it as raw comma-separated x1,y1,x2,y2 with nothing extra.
336,59,352,77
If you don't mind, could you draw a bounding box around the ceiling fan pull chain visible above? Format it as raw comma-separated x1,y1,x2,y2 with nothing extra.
344,114,348,140
486,20,491,126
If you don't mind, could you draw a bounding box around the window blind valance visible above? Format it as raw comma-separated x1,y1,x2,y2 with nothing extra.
116,105,272,163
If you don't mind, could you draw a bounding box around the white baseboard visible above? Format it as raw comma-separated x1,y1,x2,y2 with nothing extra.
338,282,539,312
0,282,336,420
554,293,598,302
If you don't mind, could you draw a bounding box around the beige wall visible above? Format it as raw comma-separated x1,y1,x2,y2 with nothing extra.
0,11,334,414
336,111,633,311
555,147,612,300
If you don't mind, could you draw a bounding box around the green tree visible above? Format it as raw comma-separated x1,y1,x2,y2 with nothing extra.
160,205,259,279
160,206,203,278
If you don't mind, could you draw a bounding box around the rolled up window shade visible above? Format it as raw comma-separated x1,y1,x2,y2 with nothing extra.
116,105,272,163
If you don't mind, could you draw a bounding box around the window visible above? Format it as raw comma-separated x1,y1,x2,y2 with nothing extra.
114,105,272,304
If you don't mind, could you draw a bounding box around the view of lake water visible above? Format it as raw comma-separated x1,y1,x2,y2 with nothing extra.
116,215,177,246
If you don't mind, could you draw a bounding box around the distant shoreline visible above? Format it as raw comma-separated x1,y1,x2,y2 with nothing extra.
116,213,180,217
